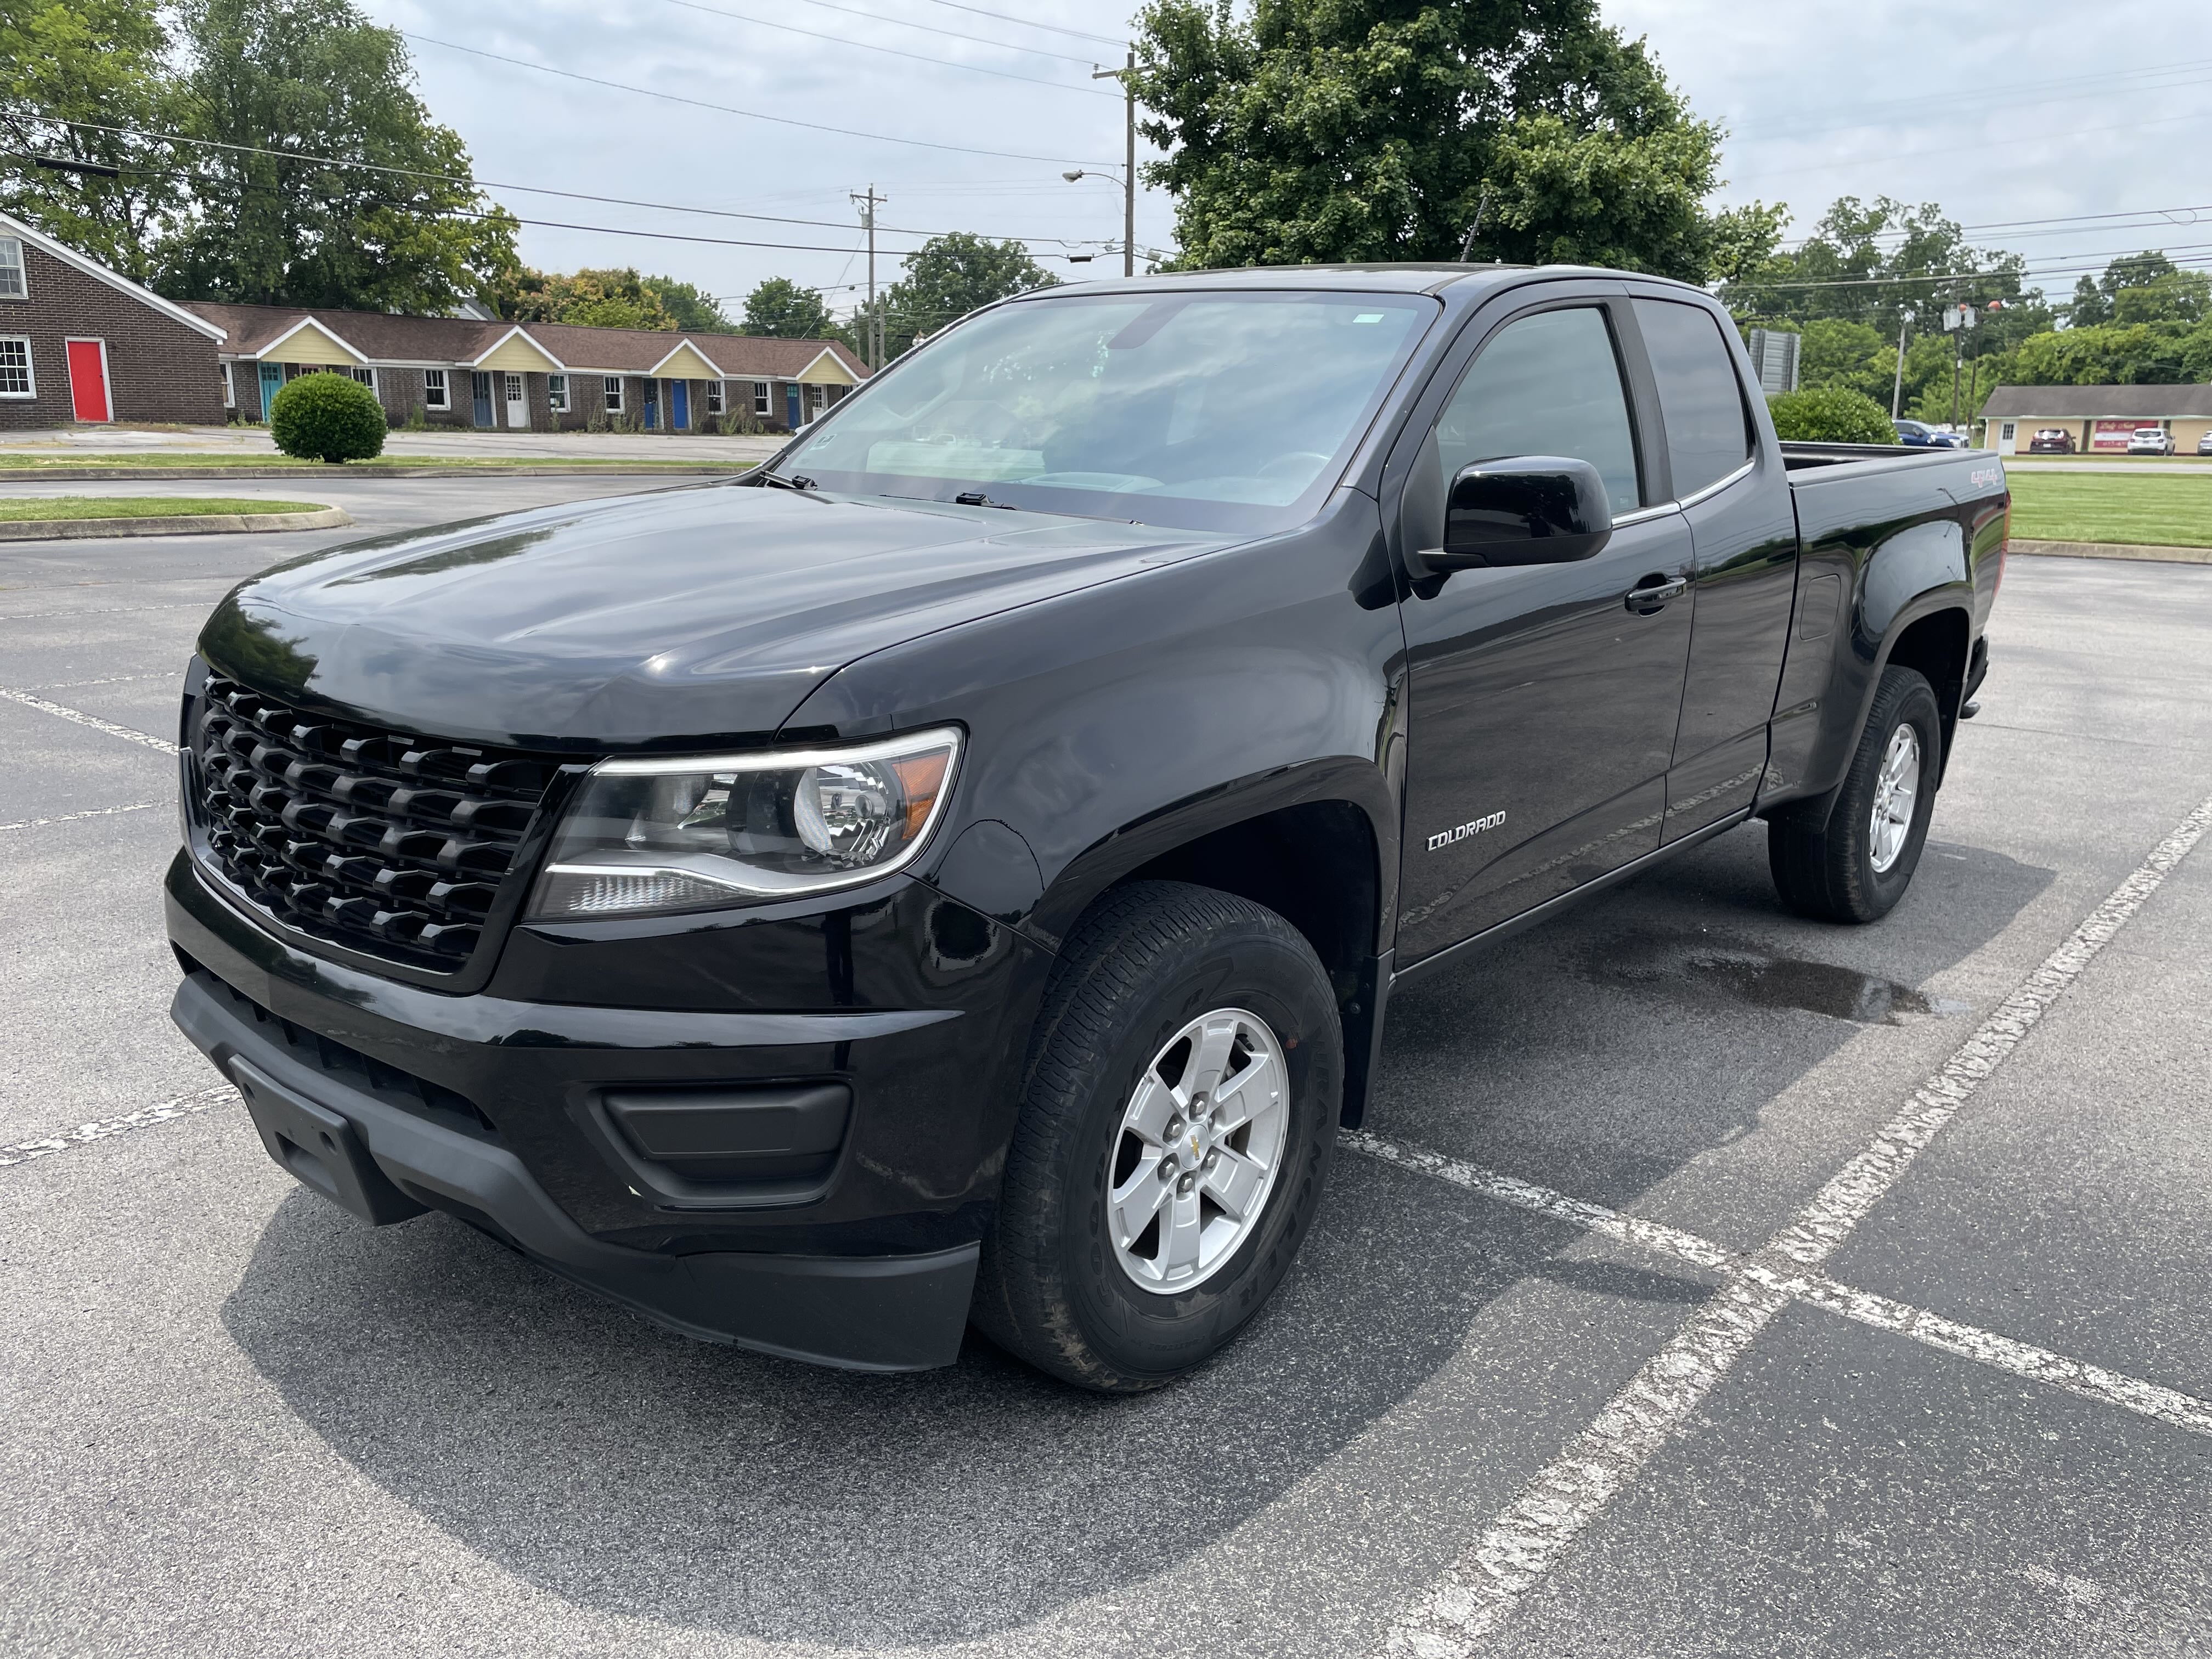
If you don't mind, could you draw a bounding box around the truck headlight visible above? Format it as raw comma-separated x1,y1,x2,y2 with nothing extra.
527,727,961,919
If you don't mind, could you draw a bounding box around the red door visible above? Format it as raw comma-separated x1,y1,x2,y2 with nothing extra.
66,339,112,422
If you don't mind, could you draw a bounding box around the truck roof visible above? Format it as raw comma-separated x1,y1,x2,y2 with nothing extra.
1037,262,1711,300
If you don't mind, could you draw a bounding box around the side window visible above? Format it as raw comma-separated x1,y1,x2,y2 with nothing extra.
1403,306,1641,551
1632,298,1752,499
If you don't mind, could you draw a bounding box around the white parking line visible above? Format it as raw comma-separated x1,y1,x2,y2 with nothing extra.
27,672,175,692
0,685,176,752
0,1085,239,1169
0,800,160,833
1370,787,2212,1658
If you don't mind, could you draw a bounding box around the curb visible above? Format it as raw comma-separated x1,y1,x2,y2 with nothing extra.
0,465,755,481
0,507,354,541
2009,539,2212,566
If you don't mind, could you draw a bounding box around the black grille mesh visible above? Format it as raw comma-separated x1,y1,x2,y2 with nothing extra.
190,676,563,972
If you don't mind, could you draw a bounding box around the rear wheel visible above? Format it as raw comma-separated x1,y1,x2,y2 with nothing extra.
972,881,1341,1392
1769,665,1943,923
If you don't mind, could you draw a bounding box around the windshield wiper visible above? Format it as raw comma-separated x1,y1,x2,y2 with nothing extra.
954,489,1014,509
752,468,820,494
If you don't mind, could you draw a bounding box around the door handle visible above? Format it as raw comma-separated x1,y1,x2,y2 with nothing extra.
1624,575,1688,614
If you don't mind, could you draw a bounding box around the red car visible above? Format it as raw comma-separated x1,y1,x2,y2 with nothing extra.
2026,428,2076,453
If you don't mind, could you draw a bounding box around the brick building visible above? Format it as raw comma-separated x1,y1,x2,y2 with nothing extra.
0,210,227,430
184,302,867,435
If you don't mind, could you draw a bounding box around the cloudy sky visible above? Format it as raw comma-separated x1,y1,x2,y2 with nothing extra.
366,0,2212,323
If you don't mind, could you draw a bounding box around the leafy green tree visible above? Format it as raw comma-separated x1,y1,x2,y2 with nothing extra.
157,0,518,312
498,266,678,330
2066,252,2210,328
740,276,835,338
1130,0,1780,280
2007,322,2191,386
882,233,1057,359
1766,385,1893,444
1796,319,1891,404
645,275,735,333
0,0,185,281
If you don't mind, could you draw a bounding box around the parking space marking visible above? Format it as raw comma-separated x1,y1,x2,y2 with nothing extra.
26,673,174,692
1372,787,2212,1658
0,685,176,753
0,800,160,833
0,1084,239,1169
0,600,211,621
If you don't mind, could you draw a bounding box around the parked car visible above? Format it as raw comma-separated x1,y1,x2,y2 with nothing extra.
163,266,2008,1391
2198,431,2212,456
1893,419,1944,447
2128,426,2175,456
2027,428,2076,454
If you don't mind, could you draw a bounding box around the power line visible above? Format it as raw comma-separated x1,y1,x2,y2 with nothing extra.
650,0,1119,95
735,0,1107,67
1729,103,2212,186
1731,57,2212,142
904,0,1125,48
400,32,1116,166
9,115,1103,244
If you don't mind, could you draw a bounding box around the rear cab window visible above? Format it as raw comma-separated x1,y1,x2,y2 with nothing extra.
1632,298,1755,499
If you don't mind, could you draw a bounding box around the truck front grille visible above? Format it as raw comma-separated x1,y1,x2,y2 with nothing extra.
189,676,567,973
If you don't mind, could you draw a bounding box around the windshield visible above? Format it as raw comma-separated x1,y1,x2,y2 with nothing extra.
781,290,1436,531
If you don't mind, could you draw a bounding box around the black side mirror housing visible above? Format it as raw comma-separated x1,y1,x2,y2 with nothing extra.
1415,455,1615,573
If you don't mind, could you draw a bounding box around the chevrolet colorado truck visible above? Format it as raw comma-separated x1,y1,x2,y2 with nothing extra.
165,264,2007,1391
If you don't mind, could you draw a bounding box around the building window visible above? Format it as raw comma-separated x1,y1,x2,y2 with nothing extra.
547,373,568,413
0,336,31,397
2000,422,2016,442
706,380,724,416
603,375,623,413
752,380,770,416
348,366,376,394
808,383,827,417
222,363,235,408
422,368,449,409
0,238,24,300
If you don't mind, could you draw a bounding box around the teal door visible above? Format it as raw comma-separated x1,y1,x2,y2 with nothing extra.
670,381,689,430
785,383,802,428
257,363,283,421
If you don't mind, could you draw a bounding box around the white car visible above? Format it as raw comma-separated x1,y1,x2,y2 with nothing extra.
2126,427,2175,455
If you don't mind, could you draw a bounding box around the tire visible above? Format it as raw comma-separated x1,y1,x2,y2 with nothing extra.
1769,665,1943,924
972,881,1342,1392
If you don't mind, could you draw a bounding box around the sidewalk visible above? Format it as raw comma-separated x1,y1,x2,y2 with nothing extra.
0,424,784,464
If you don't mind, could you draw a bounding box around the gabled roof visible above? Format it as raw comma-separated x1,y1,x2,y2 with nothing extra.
0,210,226,341
522,323,868,380
256,314,369,363
469,325,565,370
185,301,510,363
1981,383,2212,419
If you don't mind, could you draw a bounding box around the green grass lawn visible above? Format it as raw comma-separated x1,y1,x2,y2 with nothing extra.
0,496,328,521
2005,472,2212,548
0,452,753,472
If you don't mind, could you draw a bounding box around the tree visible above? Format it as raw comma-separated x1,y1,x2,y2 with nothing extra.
882,233,1057,360
157,0,518,313
1130,0,1780,280
646,276,735,333
0,0,185,281
2066,252,2210,328
740,276,834,338
498,267,678,330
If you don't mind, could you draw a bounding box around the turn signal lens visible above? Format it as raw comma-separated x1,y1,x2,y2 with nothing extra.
527,727,962,920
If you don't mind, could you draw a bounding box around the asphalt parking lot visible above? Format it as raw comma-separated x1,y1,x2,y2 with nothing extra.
3,476,2209,1657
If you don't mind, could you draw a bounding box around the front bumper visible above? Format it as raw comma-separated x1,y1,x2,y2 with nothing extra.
165,849,1053,1370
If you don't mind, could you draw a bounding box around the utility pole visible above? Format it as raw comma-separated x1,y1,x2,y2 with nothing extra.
1092,52,1136,276
1891,316,1910,419
851,184,887,369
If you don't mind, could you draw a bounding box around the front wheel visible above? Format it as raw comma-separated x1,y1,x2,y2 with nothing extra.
1769,664,1944,923
972,881,1341,1392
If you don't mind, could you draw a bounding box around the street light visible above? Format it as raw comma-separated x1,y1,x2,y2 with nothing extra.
1062,168,1132,278
1083,51,1137,278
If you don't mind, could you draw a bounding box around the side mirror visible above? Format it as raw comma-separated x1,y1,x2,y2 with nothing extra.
1422,456,1613,572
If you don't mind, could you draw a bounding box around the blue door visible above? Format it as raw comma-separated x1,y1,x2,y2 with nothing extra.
785,383,802,428
471,371,493,427
257,363,283,421
642,380,659,431
670,381,689,430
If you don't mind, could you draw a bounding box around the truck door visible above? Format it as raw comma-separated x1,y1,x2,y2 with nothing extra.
1626,296,1800,843
1394,297,1697,962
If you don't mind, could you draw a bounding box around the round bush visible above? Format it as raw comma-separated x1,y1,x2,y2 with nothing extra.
269,371,387,462
1766,385,1896,445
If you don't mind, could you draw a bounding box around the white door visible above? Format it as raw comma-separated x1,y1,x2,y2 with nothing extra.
504,373,528,428
1996,421,2017,456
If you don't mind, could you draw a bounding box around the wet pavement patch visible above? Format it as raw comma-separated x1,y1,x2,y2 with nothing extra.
1587,933,1970,1026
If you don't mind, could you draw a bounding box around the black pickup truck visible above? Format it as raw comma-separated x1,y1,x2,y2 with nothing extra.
165,264,2006,1391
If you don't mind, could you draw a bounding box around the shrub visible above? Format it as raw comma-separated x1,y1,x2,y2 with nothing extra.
1767,385,1895,445
269,372,387,462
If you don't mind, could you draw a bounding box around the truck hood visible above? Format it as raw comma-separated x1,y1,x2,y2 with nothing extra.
199,483,1233,747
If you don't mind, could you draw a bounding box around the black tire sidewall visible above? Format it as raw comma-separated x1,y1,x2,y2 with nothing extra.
1052,928,1339,1384
1846,671,1942,915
